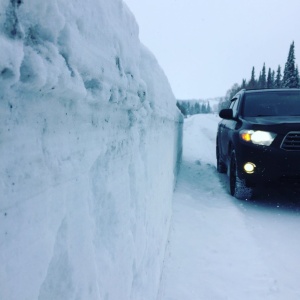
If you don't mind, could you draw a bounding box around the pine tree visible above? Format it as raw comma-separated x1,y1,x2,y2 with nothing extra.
226,83,241,100
267,68,273,88
194,102,201,114
186,102,191,115
247,67,256,89
241,79,247,89
189,103,195,115
260,63,267,89
206,101,211,113
275,65,282,88
282,41,298,88
295,66,300,88
257,72,262,89
176,102,187,116
271,70,275,88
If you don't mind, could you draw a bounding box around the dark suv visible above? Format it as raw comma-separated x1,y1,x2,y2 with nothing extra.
217,88,300,200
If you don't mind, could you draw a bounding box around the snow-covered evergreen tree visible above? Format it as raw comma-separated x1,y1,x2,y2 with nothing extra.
282,41,299,88
206,101,211,113
240,79,246,89
259,63,267,89
271,70,275,87
194,102,201,114
258,72,262,89
226,83,241,100
247,67,256,89
295,66,300,88
275,65,282,88
176,102,187,116
267,68,274,88
267,68,271,88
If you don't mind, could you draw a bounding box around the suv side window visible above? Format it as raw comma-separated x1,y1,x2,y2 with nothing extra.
230,97,240,118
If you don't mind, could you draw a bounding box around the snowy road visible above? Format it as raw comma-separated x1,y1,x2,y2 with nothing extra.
158,114,300,300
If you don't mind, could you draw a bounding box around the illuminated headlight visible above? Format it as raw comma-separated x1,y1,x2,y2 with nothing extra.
244,162,256,174
240,130,276,146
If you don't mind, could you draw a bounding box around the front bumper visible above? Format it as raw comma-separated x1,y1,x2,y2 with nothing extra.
235,141,300,185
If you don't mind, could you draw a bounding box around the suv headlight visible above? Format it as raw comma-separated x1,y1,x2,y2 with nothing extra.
240,130,277,146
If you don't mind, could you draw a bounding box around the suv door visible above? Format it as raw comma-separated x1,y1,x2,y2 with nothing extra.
220,96,240,162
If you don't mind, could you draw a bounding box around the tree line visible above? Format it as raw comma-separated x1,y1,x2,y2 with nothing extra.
176,100,212,116
224,41,299,103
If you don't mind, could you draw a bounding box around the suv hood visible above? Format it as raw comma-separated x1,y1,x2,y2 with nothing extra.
244,116,300,134
244,116,300,125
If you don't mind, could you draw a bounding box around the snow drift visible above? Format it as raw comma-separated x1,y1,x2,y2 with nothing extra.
0,0,183,299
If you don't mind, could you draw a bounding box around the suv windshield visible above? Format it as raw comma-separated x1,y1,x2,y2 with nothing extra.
242,90,300,117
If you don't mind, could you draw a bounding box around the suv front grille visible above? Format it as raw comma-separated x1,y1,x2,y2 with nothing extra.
281,132,300,151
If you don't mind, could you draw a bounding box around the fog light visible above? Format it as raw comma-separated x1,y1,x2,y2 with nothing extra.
244,162,256,174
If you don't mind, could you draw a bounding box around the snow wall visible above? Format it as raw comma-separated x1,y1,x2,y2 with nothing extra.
0,1,183,299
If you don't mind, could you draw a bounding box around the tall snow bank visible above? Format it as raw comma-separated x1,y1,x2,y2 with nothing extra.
0,0,183,299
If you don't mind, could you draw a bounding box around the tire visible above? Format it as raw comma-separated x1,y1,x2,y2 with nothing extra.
229,151,253,200
216,142,227,173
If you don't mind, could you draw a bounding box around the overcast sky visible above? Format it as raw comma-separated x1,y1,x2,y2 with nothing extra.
124,0,300,99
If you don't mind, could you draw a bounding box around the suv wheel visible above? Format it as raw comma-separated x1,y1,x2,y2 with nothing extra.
229,151,253,200
216,142,227,173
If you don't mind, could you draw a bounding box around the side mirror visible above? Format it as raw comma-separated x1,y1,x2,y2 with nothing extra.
219,109,234,120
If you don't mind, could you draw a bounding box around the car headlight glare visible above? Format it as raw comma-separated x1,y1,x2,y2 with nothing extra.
240,130,276,146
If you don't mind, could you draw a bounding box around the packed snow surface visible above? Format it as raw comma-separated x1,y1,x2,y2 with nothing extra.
159,114,300,300
0,1,182,299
